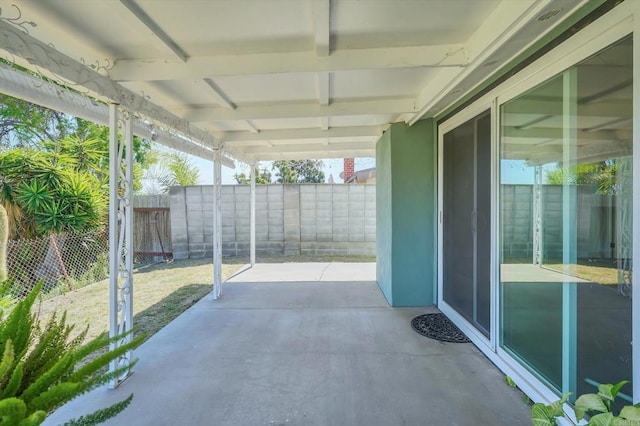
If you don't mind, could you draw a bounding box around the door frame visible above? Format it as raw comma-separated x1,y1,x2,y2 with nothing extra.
437,100,497,352
435,1,638,406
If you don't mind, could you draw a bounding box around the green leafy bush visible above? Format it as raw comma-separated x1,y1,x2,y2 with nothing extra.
0,281,143,425
532,381,640,425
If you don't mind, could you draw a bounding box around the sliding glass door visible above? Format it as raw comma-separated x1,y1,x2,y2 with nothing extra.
499,36,633,398
442,110,491,338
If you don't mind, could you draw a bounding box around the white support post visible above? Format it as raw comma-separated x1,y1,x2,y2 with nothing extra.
250,163,256,266
212,147,223,299
561,68,578,398
108,104,118,385
108,104,134,388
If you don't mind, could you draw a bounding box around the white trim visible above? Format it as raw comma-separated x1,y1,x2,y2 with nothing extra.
489,98,499,351
436,3,637,406
438,2,635,119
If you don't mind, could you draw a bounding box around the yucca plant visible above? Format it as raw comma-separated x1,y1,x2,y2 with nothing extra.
0,148,106,239
0,281,144,425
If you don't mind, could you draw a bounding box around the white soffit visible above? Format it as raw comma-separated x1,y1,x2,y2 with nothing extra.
0,0,592,161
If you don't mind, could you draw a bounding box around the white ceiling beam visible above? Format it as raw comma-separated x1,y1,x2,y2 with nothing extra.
241,141,374,155
221,126,382,143
182,98,415,122
120,0,188,62
312,0,331,56
409,0,556,124
317,73,330,106
243,120,259,133
0,62,236,167
203,78,236,109
0,19,223,151
110,44,468,81
250,149,375,162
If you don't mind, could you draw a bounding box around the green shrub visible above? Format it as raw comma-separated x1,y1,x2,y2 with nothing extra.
531,381,640,425
0,280,144,425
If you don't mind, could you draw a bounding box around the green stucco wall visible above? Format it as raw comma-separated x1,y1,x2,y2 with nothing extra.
376,119,437,307
376,130,393,303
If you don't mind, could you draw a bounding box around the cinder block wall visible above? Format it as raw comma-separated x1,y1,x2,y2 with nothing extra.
168,184,376,259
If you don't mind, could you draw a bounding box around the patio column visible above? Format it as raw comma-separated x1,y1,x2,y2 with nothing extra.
250,163,256,266
212,147,223,299
108,103,134,388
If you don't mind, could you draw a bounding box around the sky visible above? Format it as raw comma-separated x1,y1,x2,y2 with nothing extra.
192,156,376,185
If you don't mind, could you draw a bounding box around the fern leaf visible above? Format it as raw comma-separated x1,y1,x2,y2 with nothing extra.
18,410,46,426
0,397,27,424
63,394,133,426
0,340,15,384
80,359,139,395
26,382,80,414
68,335,144,383
20,354,74,404
3,362,24,399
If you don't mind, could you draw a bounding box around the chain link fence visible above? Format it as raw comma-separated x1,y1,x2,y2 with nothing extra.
6,228,109,299
6,210,173,300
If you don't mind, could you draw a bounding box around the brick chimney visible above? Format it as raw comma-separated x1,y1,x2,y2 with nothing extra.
343,158,355,183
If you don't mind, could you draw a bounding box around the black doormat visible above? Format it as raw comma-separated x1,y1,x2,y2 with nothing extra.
410,313,471,343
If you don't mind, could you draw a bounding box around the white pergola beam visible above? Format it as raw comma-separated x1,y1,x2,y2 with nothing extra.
253,150,374,161
203,78,236,109
240,141,374,155
110,44,468,81
120,0,188,62
0,62,236,167
182,98,415,122
317,73,330,106
0,19,220,151
220,126,382,143
312,0,331,56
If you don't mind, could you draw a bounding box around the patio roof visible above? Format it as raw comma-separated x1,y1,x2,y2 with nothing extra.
0,0,587,162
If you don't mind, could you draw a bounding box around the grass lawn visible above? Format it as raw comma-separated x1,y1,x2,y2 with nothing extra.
36,255,376,343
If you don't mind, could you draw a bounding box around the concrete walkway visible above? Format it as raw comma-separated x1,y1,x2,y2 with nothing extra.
46,263,530,426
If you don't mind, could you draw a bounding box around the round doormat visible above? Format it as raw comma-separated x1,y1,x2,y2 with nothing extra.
410,313,471,343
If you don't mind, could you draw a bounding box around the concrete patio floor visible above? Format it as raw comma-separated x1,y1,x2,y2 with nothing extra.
46,263,530,425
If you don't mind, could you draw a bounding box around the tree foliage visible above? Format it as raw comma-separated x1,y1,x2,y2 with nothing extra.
545,161,622,195
0,281,144,425
233,167,272,185
0,94,76,147
144,151,200,193
0,94,155,193
272,160,325,183
0,146,107,239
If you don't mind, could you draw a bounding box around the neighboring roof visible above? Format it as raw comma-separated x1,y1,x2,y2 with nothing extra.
341,167,376,183
0,0,590,162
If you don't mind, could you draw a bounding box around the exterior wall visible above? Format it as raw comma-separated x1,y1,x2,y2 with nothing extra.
376,119,437,307
168,184,376,259
376,131,393,303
